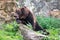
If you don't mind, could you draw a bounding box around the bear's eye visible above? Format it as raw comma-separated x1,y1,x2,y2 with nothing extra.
16,10,20,14
21,8,25,14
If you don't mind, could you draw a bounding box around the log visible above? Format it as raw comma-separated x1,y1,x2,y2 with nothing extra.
19,24,47,40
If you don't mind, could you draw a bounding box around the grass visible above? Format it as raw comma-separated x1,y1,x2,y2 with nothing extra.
37,16,60,29
0,21,23,40
0,16,60,40
37,16,60,40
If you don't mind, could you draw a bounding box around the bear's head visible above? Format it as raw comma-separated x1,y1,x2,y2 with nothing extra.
14,6,30,19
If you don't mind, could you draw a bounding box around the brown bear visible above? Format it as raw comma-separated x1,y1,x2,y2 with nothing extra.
14,6,49,35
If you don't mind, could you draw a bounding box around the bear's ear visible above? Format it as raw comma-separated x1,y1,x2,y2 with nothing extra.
21,8,25,14
22,6,26,8
15,10,20,14
24,6,26,8
15,8,21,14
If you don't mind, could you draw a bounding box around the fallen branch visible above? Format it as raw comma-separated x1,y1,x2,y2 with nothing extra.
19,24,47,40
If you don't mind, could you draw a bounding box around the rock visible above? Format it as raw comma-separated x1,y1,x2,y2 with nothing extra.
49,9,60,18
19,24,47,40
17,0,60,17
0,0,17,23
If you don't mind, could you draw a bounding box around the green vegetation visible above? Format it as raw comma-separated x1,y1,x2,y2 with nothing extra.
0,21,23,40
37,16,60,40
0,16,60,40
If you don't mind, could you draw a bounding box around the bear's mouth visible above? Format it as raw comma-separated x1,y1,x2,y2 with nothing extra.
14,15,19,19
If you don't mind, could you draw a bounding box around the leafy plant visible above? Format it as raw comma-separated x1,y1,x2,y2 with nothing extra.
37,16,60,40
0,21,23,40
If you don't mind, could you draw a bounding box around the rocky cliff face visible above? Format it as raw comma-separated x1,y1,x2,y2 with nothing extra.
0,0,60,24
18,0,60,18
0,0,17,24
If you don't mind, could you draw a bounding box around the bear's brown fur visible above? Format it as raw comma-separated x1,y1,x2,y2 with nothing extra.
14,6,49,35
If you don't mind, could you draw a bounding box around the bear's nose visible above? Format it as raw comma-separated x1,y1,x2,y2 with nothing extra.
14,15,17,18
13,13,19,18
14,15,19,18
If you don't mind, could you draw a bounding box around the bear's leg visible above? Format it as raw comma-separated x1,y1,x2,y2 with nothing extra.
26,14,44,31
20,20,28,25
26,14,49,35
32,21,49,35
19,19,28,25
34,22,44,31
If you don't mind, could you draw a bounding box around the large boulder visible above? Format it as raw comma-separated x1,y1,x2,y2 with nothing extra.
0,0,17,24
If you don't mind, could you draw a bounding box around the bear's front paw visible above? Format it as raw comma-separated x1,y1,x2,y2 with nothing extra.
42,29,50,35
42,31,49,35
16,20,22,24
